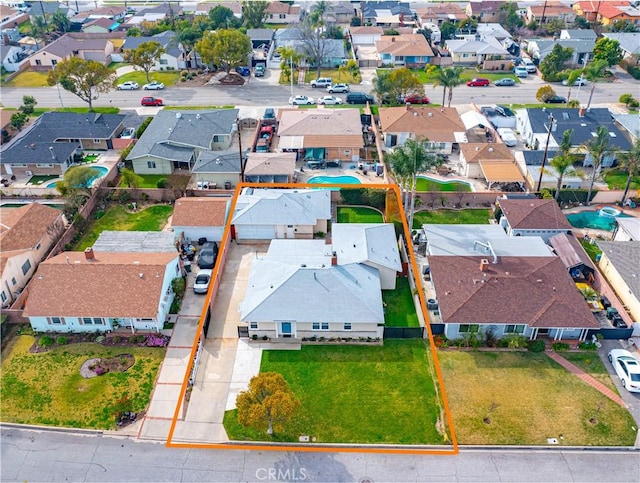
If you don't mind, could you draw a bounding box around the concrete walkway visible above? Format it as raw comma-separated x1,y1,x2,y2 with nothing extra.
545,350,627,407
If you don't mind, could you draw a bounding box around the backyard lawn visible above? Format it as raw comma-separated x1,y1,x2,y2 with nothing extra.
27,175,59,186
1,335,165,429
118,174,170,189
437,351,637,446
75,204,173,250
382,277,420,327
604,170,640,191
224,340,448,444
336,206,384,223
416,177,472,192
413,209,490,226
116,71,181,87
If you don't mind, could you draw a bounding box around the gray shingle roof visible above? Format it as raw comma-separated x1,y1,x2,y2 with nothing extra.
332,223,402,271
232,188,331,226
603,32,640,55
93,231,177,252
193,150,241,173
613,113,640,140
122,32,176,50
596,241,640,300
535,38,595,55
247,29,274,42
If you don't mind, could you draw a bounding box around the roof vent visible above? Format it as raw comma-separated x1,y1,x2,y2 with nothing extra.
488,147,494,152
196,113,201,119
475,146,480,151
139,273,144,278
428,112,433,117
176,112,182,119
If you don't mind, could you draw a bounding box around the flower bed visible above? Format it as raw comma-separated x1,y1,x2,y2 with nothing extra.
30,332,170,353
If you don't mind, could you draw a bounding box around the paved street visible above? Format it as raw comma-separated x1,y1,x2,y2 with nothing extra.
2,426,639,482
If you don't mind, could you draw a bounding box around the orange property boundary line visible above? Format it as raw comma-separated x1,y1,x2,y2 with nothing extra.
165,182,459,455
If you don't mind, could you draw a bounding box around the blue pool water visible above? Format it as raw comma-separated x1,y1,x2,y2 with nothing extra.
566,210,631,231
308,175,361,185
46,166,109,188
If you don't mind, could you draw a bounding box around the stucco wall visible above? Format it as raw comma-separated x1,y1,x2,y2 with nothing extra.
598,252,640,322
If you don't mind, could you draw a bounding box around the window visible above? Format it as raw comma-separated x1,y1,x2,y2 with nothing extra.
49,317,63,324
213,135,223,142
83,317,93,324
93,138,100,143
250,322,258,329
51,59,57,66
21,259,31,275
313,322,329,330
36,163,54,168
159,58,168,65
279,13,286,18
321,322,329,330
459,324,479,333
36,242,41,250
35,59,41,65
344,323,352,331
505,324,525,334
344,150,350,156
1,291,6,303
11,277,16,286
147,161,156,169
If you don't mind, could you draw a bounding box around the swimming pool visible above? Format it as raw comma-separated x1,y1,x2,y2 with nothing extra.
566,210,632,231
417,175,474,192
308,175,361,185
46,165,109,188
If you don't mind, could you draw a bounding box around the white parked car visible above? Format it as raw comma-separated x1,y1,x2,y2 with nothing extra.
514,66,528,78
562,76,587,86
327,83,349,93
193,269,212,294
497,127,518,147
117,81,139,90
119,127,135,139
608,349,640,393
317,95,343,105
289,95,315,105
143,81,165,90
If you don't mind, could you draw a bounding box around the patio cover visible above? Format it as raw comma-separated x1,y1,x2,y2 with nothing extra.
305,148,325,160
278,136,304,150
479,161,524,183
461,111,489,130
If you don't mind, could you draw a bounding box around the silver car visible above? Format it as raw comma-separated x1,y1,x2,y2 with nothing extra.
143,81,165,90
193,269,212,294
117,81,139,90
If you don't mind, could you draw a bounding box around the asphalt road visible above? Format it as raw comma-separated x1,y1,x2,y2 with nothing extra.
0,73,635,110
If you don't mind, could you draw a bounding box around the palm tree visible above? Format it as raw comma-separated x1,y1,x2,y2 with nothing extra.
564,70,583,107
583,126,614,206
276,46,301,83
583,60,608,110
432,67,464,107
617,138,640,205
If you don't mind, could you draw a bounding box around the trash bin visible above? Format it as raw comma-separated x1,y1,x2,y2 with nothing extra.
184,261,191,273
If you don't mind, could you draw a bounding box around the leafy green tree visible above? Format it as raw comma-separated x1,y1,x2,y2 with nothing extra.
57,166,101,199
617,139,640,205
584,59,608,110
432,66,464,107
583,126,614,206
236,372,300,435
440,21,456,41
350,16,361,27
123,41,166,83
196,29,252,73
309,0,328,27
126,27,142,37
47,58,116,111
539,43,574,81
542,18,566,35
51,9,71,33
619,93,635,107
10,112,28,131
208,5,240,29
536,85,556,102
497,2,524,34
546,130,579,200
387,68,424,101
609,20,636,32
120,168,142,189
567,99,580,108
299,15,334,79
242,1,267,28
593,37,623,67
176,27,202,69
20,95,37,115
457,17,477,34
572,16,590,29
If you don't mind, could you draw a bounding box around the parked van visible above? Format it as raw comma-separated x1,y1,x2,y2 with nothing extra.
346,92,374,104
523,59,537,73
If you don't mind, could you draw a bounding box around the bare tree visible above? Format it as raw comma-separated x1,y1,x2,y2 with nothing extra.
297,18,333,79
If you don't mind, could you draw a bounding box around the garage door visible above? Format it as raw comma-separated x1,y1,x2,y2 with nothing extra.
237,225,276,240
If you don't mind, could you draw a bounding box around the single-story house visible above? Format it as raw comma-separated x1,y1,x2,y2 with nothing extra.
0,203,66,308
417,3,467,27
120,31,186,71
126,109,239,175
231,188,331,242
0,111,125,177
603,33,640,64
243,152,296,184
549,233,596,282
444,34,509,67
276,108,364,163
459,143,524,188
28,32,124,70
465,1,506,22
613,217,640,242
476,23,512,42
613,113,640,143
332,223,401,289
526,38,594,65
560,29,597,42
595,2,640,26
378,105,465,154
362,1,414,27
247,28,274,49
376,34,433,68
525,3,576,25
0,44,24,72
497,198,573,242
429,254,599,341
92,230,178,253
170,196,231,243
349,26,383,46
596,241,640,322
29,1,69,21
265,1,301,24
71,5,126,27
23,249,181,334
573,1,628,22
119,3,183,30
192,151,242,189
82,17,120,34
195,2,243,18
275,28,347,68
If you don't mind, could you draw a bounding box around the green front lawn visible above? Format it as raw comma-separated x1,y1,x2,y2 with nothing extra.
32,107,120,115
304,68,360,85
383,277,420,327
377,68,518,85
1,335,165,429
604,170,640,191
118,174,169,189
75,204,173,250
413,209,491,226
224,340,447,444
116,71,181,87
559,352,619,393
438,351,636,446
416,177,472,192
337,206,384,223
2,70,49,87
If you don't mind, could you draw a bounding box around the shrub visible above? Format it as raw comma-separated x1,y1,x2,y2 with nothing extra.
136,117,152,138
433,334,450,348
156,179,168,188
56,336,69,345
186,73,194,80
484,327,499,348
619,93,634,106
112,336,121,343
180,70,189,77
629,98,639,108
95,209,105,219
567,99,580,108
252,334,258,340
143,334,169,347
262,335,269,340
140,192,149,201
38,335,54,347
578,341,598,351
536,85,556,102
552,342,570,351
527,339,546,352
129,335,145,344
95,335,106,344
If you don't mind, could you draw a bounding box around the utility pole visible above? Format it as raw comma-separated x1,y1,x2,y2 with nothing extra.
540,0,548,25
237,119,245,182
536,113,555,192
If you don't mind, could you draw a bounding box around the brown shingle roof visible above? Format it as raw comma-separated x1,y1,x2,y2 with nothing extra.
429,255,598,328
349,26,384,35
376,34,434,57
379,106,465,142
244,152,296,176
196,1,242,15
266,1,294,14
460,143,514,163
171,197,229,228
0,204,62,251
418,3,467,19
529,4,576,16
468,1,506,15
278,109,363,148
22,251,179,318
499,198,573,231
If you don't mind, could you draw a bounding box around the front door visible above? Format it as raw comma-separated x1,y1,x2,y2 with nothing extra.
280,322,293,338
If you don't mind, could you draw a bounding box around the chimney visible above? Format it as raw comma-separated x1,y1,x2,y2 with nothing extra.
331,255,338,265
49,146,56,159
84,247,95,261
578,108,585,117
391,37,395,42
479,259,489,272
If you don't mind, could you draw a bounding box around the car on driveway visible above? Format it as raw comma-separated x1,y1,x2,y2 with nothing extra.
141,96,163,106
497,127,517,147
608,349,640,393
254,64,265,77
544,95,567,104
197,242,219,269
466,78,490,87
318,95,343,105
327,83,349,93
289,95,315,105
236,66,250,76
562,76,587,86
494,78,516,86
193,269,212,294
117,81,139,90
143,81,164,90
119,127,136,139
514,67,528,78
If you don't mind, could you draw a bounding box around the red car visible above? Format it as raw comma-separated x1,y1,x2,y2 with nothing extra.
466,78,490,87
141,96,163,106
404,94,430,104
